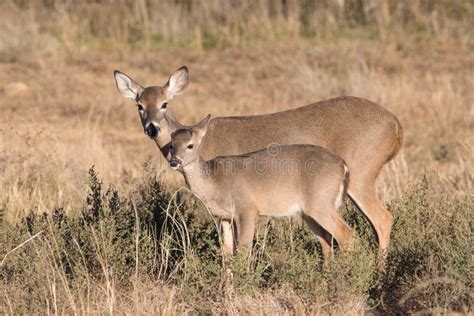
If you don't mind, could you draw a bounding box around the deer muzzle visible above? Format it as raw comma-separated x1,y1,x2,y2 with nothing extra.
145,123,159,139
169,157,181,169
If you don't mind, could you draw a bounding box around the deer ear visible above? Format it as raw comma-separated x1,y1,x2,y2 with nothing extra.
114,70,143,99
165,66,189,100
194,114,211,140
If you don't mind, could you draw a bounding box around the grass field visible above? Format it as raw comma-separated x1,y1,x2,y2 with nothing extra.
1,1,473,314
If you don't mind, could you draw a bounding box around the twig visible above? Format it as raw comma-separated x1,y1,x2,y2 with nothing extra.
0,231,43,266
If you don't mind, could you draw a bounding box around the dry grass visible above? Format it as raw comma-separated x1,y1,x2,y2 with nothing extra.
1,38,471,219
0,0,473,314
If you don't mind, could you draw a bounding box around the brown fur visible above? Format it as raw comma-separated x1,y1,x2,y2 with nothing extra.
114,68,404,261
170,121,354,257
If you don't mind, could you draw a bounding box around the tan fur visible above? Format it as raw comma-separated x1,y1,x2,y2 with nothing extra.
114,67,404,259
169,119,354,258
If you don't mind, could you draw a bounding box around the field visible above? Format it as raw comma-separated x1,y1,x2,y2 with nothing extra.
0,1,473,314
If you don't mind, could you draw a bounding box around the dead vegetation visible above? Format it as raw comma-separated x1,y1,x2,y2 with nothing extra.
0,0,473,314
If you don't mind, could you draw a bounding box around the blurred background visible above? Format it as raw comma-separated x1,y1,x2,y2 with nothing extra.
0,0,472,220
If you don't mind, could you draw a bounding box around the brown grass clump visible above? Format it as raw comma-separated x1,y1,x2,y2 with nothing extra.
0,0,473,314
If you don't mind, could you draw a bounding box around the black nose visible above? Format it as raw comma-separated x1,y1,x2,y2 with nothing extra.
145,124,158,139
169,157,180,168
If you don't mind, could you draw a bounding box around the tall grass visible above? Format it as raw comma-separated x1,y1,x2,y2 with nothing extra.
1,168,472,314
1,0,472,56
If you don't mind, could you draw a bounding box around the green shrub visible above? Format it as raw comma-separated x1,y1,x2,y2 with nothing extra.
1,169,472,313
383,176,473,313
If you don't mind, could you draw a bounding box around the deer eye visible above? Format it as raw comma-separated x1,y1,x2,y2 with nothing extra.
137,104,144,112
187,144,194,149
161,102,168,109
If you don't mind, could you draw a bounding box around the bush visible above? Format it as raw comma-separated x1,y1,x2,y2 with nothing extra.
0,168,472,313
383,176,473,313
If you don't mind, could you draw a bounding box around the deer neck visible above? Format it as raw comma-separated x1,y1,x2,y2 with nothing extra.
154,121,173,160
181,159,213,196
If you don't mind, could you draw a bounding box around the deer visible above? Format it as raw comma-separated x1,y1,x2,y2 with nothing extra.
168,114,354,257
114,66,403,263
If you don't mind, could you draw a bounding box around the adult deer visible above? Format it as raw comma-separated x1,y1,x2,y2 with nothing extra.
114,66,403,260
168,114,354,257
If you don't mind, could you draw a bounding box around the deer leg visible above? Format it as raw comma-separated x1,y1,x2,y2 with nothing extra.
347,182,393,260
301,215,333,259
303,204,354,251
221,219,235,255
235,212,257,255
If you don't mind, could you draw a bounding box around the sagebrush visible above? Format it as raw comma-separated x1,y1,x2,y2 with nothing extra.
1,168,472,314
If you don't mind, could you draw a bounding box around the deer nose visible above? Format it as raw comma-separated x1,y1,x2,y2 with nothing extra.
169,157,180,169
145,123,159,139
